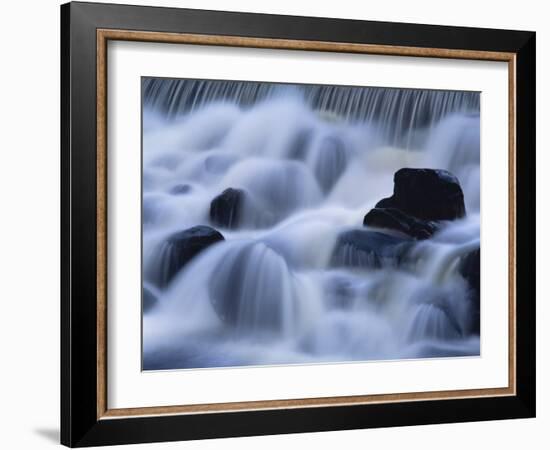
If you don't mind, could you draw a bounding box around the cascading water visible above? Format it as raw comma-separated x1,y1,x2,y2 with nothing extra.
142,78,480,370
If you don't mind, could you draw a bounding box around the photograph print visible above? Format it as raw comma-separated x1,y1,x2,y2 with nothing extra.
141,77,481,371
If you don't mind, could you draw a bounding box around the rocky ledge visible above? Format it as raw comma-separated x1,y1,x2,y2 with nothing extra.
332,168,468,269
154,225,225,287
209,187,245,229
364,168,466,240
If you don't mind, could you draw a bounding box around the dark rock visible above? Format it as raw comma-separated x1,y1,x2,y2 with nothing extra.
210,188,245,229
155,225,225,287
143,286,158,313
376,168,466,221
169,184,191,195
363,207,439,240
459,247,480,334
459,248,480,297
331,230,413,269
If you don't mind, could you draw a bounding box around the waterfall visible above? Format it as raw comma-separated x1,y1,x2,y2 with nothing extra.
142,77,480,370
143,78,479,147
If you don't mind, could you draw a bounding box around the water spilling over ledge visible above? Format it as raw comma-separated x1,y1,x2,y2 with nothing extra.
142,77,480,370
143,78,480,147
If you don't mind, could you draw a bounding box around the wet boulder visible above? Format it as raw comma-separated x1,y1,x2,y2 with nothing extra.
155,225,225,287
458,247,480,334
376,168,466,221
209,187,245,229
364,207,439,240
331,230,413,269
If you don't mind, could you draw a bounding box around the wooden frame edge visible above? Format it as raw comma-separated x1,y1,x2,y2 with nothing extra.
97,29,108,419
95,28,517,421
508,55,517,395
98,28,515,61
100,387,515,419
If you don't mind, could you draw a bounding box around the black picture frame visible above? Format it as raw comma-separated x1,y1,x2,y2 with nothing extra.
61,1,536,447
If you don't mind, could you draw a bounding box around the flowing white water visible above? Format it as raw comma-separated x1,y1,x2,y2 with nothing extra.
142,80,480,370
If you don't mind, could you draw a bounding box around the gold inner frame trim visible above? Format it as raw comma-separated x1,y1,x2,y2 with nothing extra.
96,28,517,420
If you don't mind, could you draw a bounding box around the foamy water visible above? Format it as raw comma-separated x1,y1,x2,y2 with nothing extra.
142,80,480,370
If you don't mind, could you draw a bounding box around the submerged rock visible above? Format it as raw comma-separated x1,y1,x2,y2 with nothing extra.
209,187,245,229
364,207,439,240
143,286,158,313
324,275,356,309
459,247,480,334
406,285,467,339
331,230,413,269
142,193,165,226
169,184,192,195
155,225,225,287
313,135,348,193
208,242,298,333
227,160,322,227
203,153,239,175
407,302,463,341
287,128,313,160
459,248,480,295
376,168,466,221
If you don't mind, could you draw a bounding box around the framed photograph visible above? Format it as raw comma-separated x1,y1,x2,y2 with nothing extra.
61,2,536,447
